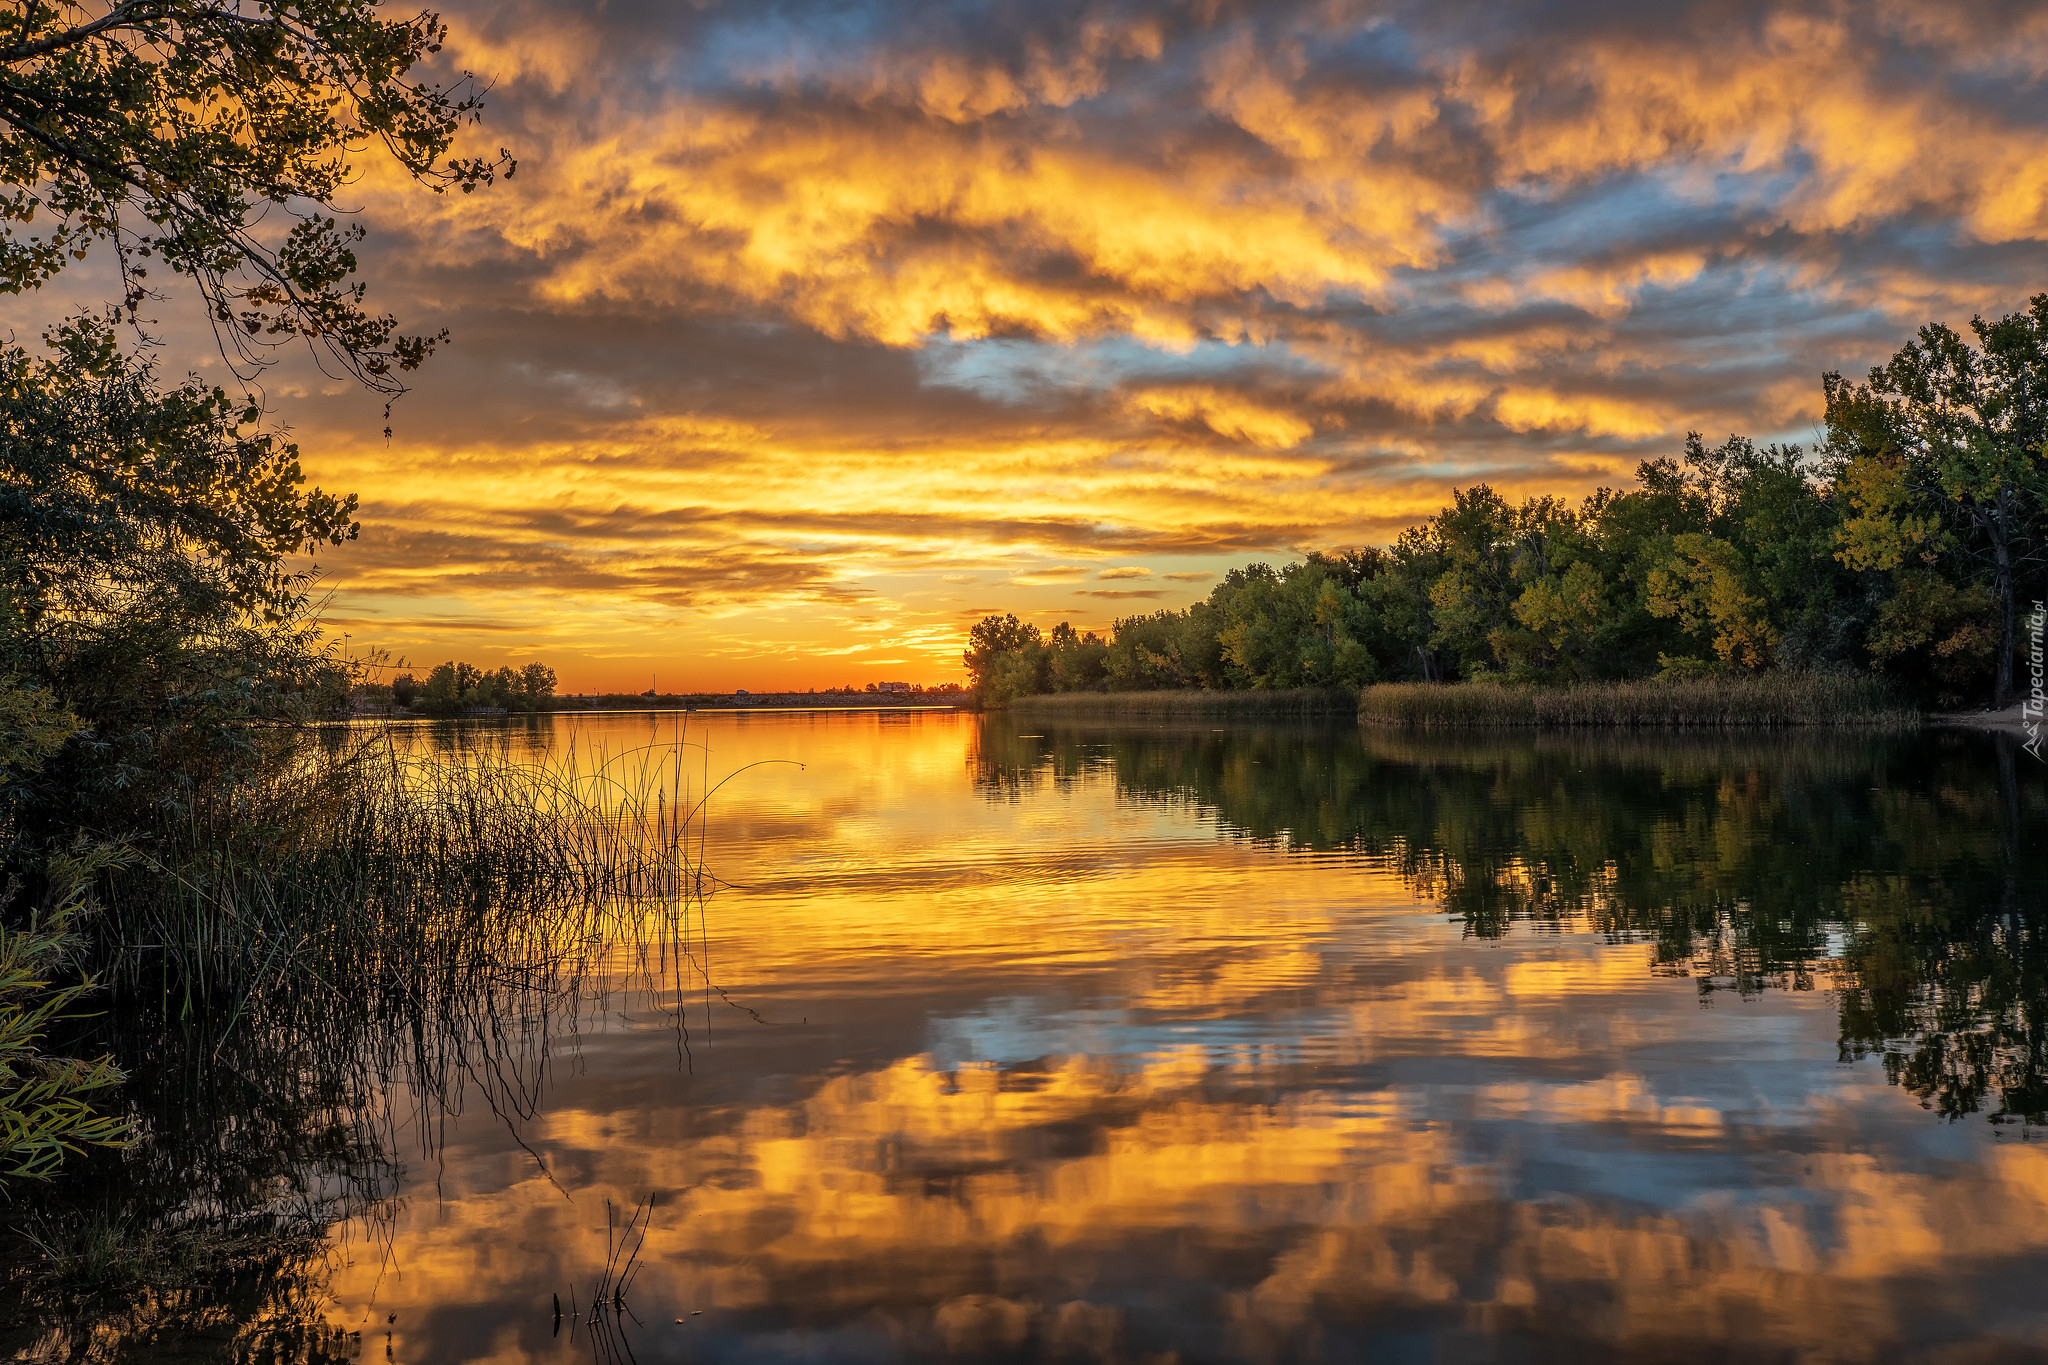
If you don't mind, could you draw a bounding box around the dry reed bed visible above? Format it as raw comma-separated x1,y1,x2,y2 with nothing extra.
1358,675,1918,729
1009,688,1356,719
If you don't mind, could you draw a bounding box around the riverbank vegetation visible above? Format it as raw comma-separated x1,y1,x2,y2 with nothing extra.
0,0,518,1194
967,299,2048,715
380,660,560,715
4,725,718,1349
1358,674,1914,729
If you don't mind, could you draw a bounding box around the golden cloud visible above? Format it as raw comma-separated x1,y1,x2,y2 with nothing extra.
292,0,2048,684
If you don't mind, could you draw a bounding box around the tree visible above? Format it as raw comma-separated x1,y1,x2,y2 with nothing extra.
0,1,513,826
0,0,512,1184
518,661,556,700
1420,486,1519,675
1046,622,1107,692
417,660,458,712
1827,297,2048,708
0,319,355,822
0,318,355,625
0,0,513,400
963,614,1043,704
405,658,555,713
1211,559,1378,688
1104,605,1224,690
1509,558,1608,678
1646,533,1778,669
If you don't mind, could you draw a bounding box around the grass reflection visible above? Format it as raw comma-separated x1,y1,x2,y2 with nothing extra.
2,723,729,1361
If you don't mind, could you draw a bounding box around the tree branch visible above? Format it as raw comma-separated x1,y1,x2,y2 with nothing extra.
0,2,175,66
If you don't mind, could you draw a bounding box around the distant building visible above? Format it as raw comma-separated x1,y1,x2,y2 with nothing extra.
735,688,750,696
878,681,911,692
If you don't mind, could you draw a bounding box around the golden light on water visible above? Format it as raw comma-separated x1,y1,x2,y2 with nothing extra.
320,713,2048,1360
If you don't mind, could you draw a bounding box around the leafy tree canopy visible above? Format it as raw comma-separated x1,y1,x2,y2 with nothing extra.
1827,295,2048,706
0,319,356,825
962,299,2048,714
0,0,513,401
0,314,355,629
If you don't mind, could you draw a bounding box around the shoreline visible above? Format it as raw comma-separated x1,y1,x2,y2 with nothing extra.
347,692,975,720
1007,688,1356,719
1005,677,1945,730
1930,703,2040,732
332,704,970,725
335,689,2039,731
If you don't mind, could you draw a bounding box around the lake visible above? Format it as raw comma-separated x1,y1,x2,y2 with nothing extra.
50,710,2048,1363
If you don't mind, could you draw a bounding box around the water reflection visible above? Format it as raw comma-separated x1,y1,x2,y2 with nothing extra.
977,720,2048,1128
14,712,2048,1362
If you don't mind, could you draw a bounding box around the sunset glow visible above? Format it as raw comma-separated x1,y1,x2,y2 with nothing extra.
270,0,2048,690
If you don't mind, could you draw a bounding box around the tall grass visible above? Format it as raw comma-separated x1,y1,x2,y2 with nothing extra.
95,722,739,1002
1358,674,1918,729
1010,687,1356,720
6,719,755,1349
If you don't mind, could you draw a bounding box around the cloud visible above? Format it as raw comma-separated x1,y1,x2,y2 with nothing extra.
242,0,2048,687
1077,588,1168,600
1097,567,1153,580
1129,386,1316,448
1163,572,1215,582
1007,565,1093,585
322,615,531,634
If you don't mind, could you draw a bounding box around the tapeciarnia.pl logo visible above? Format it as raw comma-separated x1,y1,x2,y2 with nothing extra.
2026,600,2045,761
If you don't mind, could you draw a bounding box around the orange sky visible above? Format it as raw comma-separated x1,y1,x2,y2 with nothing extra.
54,0,2048,690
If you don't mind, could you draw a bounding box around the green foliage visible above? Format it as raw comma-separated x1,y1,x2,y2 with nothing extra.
1212,557,1382,689
1102,605,1224,690
0,675,79,826
0,0,513,395
1826,294,2048,706
0,676,124,1184
0,319,356,615
0,858,131,1181
1647,531,1779,668
1863,571,1998,709
962,614,1044,706
1046,622,1107,693
0,322,357,832
963,299,2048,712
0,0,520,1194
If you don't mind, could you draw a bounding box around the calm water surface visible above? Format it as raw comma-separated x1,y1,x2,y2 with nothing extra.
290,713,2046,1361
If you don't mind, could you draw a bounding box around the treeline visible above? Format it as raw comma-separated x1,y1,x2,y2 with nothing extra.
369,661,560,715
967,299,2048,712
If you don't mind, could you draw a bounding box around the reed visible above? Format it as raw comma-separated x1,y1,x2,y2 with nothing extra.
1358,673,1918,729
90,721,750,1006
4,722,746,1341
1010,688,1356,719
